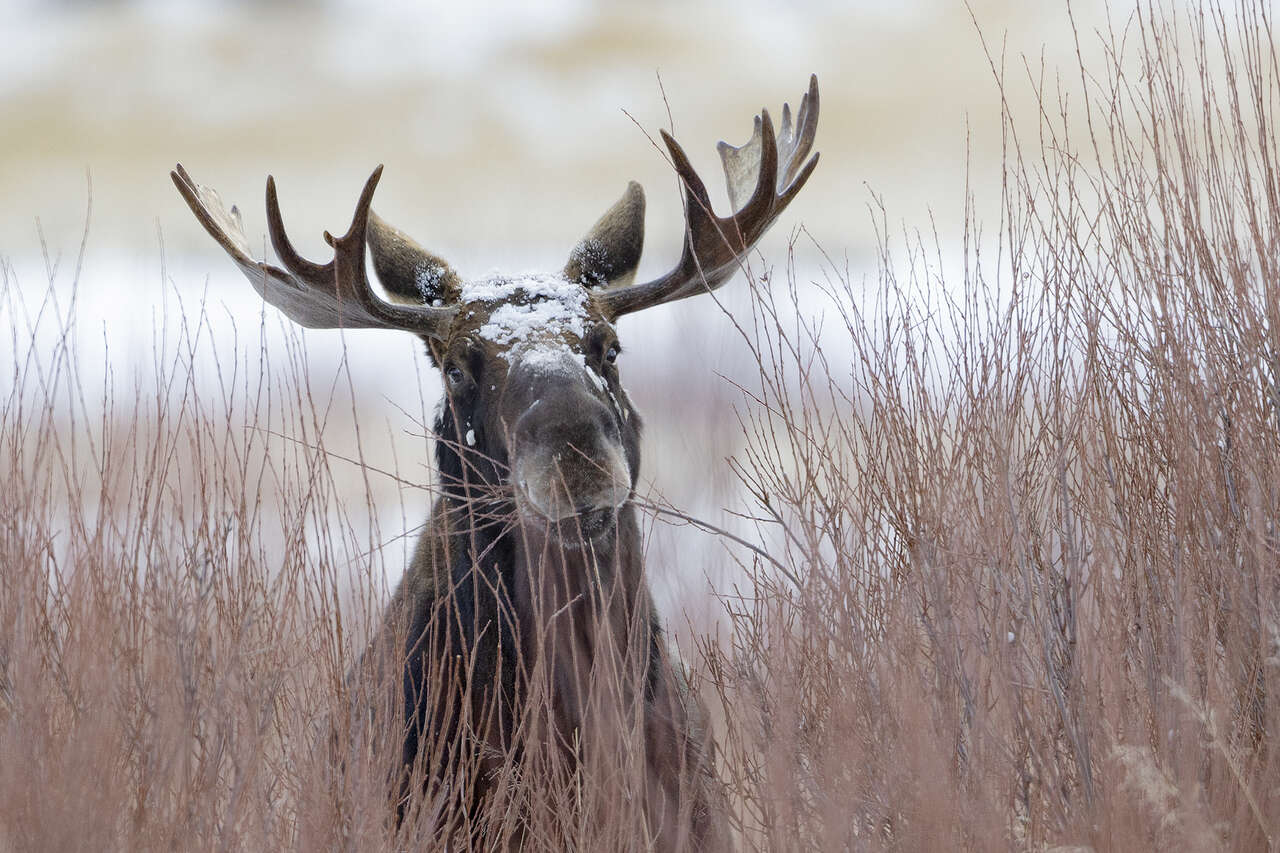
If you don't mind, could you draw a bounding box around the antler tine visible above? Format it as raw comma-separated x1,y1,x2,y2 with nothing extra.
779,74,819,189
661,129,717,240
735,107,780,234
265,173,330,282
172,164,457,337
594,75,820,319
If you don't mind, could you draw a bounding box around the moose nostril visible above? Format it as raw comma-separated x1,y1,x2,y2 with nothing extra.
514,438,630,521
572,507,615,533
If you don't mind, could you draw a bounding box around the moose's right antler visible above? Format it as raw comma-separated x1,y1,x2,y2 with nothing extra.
594,74,820,318
171,164,458,338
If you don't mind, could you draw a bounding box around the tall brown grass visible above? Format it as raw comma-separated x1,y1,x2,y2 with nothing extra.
4,1,1280,849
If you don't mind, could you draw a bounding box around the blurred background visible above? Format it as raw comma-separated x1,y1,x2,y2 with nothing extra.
0,0,1101,617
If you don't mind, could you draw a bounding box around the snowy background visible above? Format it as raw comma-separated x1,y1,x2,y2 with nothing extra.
0,0,1099,617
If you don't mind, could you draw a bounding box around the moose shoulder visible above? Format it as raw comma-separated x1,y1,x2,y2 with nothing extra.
173,75,819,850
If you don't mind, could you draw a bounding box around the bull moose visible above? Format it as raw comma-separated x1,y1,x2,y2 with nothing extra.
172,75,819,849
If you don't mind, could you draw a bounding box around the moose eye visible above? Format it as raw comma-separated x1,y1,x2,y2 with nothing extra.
605,345,620,365
445,365,466,386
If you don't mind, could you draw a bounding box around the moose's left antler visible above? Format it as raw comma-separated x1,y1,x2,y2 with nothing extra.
595,74,820,318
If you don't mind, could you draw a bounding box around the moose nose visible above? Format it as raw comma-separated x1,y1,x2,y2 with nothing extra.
511,393,630,523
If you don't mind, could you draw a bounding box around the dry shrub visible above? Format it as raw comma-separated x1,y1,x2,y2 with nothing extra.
4,1,1280,850
702,1,1280,850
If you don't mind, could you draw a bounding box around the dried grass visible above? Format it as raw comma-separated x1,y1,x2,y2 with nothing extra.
4,1,1280,849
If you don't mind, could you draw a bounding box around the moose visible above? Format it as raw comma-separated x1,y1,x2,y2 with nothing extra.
172,76,819,849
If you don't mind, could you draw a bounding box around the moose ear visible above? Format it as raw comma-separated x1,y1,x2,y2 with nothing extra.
367,210,462,306
564,181,645,289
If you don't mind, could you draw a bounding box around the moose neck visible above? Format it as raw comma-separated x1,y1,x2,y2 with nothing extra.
511,502,653,743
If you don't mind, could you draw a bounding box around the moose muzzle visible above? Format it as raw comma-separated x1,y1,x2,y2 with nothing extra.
508,369,631,531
